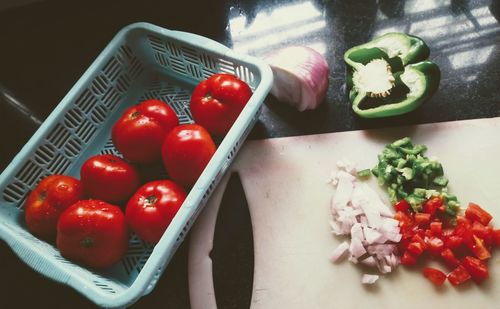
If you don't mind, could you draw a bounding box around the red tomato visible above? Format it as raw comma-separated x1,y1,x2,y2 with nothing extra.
80,154,140,204
112,99,179,163
24,175,84,239
161,124,216,188
462,256,489,282
189,73,253,136
56,200,128,268
422,267,446,286
465,202,492,226
448,265,471,285
126,180,187,244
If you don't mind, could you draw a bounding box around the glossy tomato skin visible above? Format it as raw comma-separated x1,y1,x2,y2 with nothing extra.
422,267,447,286
56,200,128,269
190,73,252,136
126,180,187,244
80,154,139,204
162,124,216,188
112,99,179,163
24,175,84,239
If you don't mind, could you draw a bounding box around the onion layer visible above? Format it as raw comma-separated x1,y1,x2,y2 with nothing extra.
265,46,329,111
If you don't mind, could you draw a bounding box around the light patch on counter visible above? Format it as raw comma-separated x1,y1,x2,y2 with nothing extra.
409,15,454,38
229,1,326,57
405,0,450,14
372,27,403,38
229,1,321,37
472,6,500,27
234,20,326,55
307,41,327,55
448,44,496,70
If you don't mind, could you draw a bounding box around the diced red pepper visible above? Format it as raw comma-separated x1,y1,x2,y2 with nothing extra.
398,233,413,252
442,228,454,237
407,242,425,256
430,221,443,236
492,229,500,247
462,256,489,283
394,199,410,213
456,215,472,228
471,221,493,247
444,235,463,250
400,251,418,266
411,234,427,248
484,225,494,247
395,211,413,229
448,265,471,285
440,248,460,268
471,221,488,238
415,213,431,226
423,197,443,217
426,236,445,255
454,216,471,237
465,202,493,226
470,235,491,260
422,267,447,286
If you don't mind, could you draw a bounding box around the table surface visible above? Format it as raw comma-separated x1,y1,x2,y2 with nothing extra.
0,0,499,308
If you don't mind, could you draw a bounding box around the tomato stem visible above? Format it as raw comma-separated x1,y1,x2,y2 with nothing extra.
144,195,158,206
38,190,47,202
202,93,212,102
130,111,141,119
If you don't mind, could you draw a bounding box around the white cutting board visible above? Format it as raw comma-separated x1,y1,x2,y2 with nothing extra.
188,117,500,309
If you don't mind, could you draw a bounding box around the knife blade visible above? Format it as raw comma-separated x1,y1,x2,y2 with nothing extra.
210,172,254,309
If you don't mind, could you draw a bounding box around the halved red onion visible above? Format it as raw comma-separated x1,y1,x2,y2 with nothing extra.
264,46,329,111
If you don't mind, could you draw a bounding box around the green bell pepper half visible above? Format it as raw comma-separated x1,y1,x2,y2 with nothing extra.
344,33,441,118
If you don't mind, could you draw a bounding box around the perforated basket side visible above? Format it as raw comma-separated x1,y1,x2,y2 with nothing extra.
0,28,152,307
1,44,145,208
125,27,261,90
0,22,273,308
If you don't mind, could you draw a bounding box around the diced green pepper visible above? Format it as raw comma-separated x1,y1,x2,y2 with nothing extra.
357,169,372,178
372,137,459,216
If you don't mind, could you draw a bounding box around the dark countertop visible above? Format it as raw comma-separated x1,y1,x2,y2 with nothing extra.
0,0,499,308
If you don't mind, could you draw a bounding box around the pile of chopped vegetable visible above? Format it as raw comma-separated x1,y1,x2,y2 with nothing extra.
371,137,500,286
328,138,500,287
395,200,500,286
328,160,401,284
371,137,460,216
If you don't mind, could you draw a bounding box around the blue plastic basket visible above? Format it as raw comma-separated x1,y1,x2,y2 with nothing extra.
0,22,272,308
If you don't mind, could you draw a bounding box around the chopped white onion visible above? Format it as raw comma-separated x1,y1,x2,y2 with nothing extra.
361,274,379,284
328,161,402,283
329,241,350,263
264,46,329,112
360,256,378,267
362,226,383,245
